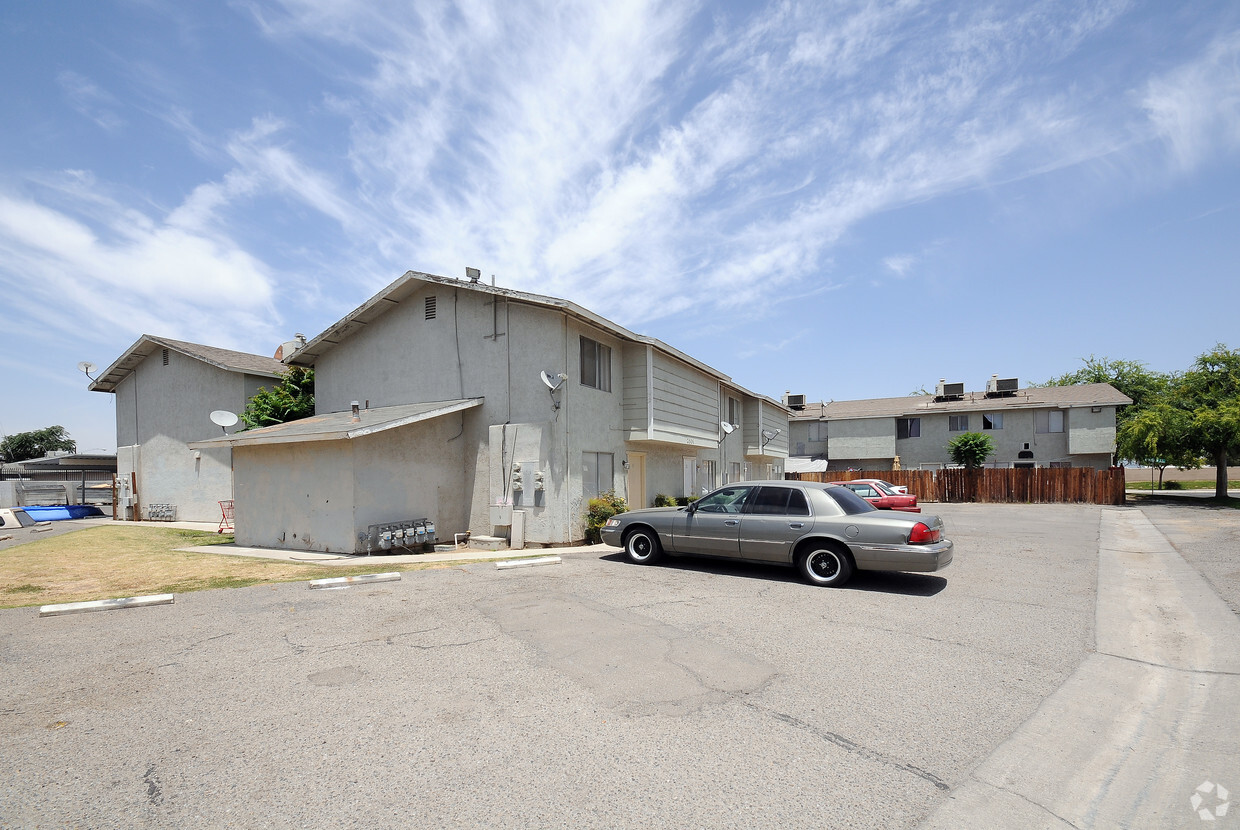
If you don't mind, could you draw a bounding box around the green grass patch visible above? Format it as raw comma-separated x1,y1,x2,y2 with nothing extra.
1127,480,1239,491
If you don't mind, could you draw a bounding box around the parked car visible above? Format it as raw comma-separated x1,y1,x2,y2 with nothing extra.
600,480,952,587
830,479,921,512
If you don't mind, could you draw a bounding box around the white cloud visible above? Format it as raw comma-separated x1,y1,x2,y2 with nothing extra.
1143,32,1240,171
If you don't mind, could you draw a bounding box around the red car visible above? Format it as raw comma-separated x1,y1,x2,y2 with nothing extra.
830,479,921,512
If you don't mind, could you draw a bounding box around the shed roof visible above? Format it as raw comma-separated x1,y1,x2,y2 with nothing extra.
89,335,286,394
188,398,483,449
792,383,1132,422
284,270,789,412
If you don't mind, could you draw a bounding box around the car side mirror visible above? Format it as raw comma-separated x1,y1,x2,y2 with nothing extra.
685,501,697,514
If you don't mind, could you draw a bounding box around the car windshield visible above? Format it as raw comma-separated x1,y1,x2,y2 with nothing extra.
870,481,898,495
693,486,751,514
825,485,878,515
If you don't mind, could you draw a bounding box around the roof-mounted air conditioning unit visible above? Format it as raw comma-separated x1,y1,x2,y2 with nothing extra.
935,379,965,400
985,375,1019,397
784,393,806,410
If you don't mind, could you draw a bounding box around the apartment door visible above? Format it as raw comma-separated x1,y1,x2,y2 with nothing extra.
626,452,647,508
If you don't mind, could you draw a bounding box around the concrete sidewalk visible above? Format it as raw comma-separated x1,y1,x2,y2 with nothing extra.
920,507,1240,829
175,534,615,566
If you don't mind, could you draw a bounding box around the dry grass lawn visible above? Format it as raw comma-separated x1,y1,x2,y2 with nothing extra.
0,525,456,609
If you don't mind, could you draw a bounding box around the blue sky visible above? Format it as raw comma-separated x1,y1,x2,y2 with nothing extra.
2,0,1238,453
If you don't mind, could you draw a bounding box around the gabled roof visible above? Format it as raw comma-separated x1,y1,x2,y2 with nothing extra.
188,398,484,449
285,270,789,412
792,383,1132,422
89,335,286,393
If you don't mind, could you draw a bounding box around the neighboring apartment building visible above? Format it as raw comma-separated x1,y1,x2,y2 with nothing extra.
89,336,286,521
786,378,1131,471
190,270,790,552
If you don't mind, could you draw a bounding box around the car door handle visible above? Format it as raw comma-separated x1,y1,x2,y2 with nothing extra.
789,522,804,529
724,519,739,526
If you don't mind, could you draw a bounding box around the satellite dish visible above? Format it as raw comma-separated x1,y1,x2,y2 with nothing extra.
210,410,239,428
77,361,98,380
540,370,564,391
720,421,735,435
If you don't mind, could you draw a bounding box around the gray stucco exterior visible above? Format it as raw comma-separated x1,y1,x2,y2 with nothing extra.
198,271,790,552
788,382,1130,471
92,337,285,521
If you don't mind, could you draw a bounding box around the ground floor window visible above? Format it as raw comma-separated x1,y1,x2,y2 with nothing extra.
582,452,614,500
725,461,741,484
701,459,716,492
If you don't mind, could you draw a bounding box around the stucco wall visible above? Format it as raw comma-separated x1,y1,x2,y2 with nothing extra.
828,418,897,460
234,440,356,552
111,349,268,521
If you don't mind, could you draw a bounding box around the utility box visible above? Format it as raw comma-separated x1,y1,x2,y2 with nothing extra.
490,503,513,526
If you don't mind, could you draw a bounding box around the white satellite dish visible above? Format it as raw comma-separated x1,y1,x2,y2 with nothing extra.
77,361,98,379
720,421,735,435
210,410,239,432
540,370,564,391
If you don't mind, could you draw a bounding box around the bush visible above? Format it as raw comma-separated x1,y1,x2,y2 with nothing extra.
653,494,676,507
584,491,628,543
1163,480,1183,490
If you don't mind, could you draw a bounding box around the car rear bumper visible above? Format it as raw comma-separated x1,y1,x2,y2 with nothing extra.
850,539,953,573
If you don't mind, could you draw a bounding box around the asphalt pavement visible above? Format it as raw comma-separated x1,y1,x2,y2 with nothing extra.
1,503,1237,828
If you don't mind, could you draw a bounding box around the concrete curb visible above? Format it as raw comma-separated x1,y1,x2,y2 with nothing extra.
309,572,401,589
495,555,562,570
40,594,175,617
919,507,1240,829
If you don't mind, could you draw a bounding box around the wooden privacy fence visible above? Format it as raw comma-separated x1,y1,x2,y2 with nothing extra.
787,467,1127,506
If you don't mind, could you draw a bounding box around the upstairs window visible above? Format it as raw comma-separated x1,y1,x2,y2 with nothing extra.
897,417,921,439
580,337,612,392
1035,410,1065,434
727,396,741,428
949,414,968,431
983,413,1004,430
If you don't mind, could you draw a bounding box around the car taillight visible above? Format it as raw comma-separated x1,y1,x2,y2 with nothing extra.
908,522,941,544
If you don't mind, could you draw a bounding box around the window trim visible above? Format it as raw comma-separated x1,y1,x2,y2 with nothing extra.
579,336,612,392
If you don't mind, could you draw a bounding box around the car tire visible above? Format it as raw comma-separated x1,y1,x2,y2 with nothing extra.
797,542,853,587
624,528,663,565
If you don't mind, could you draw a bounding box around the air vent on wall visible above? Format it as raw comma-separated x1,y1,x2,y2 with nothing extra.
162,348,169,366
425,295,437,320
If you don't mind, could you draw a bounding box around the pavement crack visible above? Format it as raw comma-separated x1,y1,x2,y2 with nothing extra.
985,775,1084,828
1096,650,1240,676
745,702,950,791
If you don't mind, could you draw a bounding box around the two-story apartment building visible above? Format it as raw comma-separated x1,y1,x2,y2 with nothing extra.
787,379,1130,471
89,336,287,521
190,270,789,552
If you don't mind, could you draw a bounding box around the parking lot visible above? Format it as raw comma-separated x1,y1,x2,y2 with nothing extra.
1,503,1235,828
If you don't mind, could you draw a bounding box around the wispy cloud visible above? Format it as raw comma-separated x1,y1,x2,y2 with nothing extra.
5,0,1233,358
57,70,125,131
1143,31,1240,171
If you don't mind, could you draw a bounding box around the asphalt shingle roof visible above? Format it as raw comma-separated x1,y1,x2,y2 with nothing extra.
89,335,286,393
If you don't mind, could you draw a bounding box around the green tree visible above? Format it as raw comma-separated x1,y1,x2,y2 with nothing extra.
0,425,76,463
947,432,994,469
1176,344,1240,499
239,367,316,430
1117,403,1199,489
